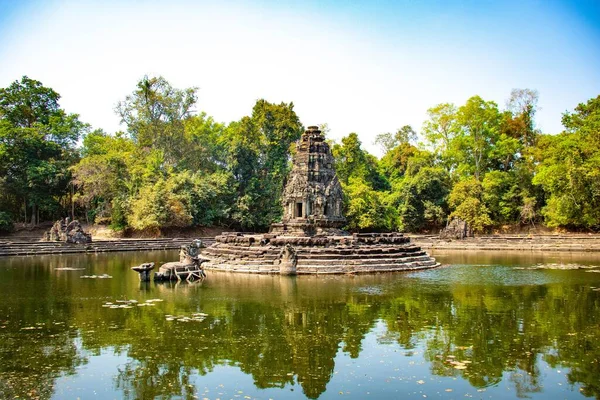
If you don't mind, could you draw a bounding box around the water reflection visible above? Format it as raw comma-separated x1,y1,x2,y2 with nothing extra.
0,251,599,399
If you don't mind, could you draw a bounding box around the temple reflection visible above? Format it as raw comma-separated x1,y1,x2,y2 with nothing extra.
1,263,599,399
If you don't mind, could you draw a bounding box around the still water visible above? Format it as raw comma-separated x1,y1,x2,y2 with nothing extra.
0,250,599,399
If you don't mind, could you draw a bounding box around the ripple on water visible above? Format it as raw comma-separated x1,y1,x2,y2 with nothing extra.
404,262,600,287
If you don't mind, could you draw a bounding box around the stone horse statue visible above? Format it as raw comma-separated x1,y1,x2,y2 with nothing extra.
132,240,207,282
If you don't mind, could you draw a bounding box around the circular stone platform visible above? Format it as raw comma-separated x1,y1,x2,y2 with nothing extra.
202,232,439,274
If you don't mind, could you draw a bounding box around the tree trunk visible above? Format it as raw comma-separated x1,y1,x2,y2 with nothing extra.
71,183,75,221
31,204,37,226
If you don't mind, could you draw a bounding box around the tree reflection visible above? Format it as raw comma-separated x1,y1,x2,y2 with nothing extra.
0,304,85,399
1,259,600,399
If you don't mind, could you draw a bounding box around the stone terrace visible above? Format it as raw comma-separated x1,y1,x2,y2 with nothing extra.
202,232,439,274
411,234,600,252
0,238,216,257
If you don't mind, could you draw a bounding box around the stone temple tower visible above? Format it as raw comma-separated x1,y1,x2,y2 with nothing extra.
270,126,346,236
203,125,439,274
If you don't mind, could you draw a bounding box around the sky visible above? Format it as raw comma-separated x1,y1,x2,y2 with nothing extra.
1,0,599,155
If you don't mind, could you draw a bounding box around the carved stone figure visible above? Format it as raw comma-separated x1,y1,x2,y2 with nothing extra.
179,239,203,264
131,262,155,281
439,218,472,240
42,219,92,244
154,240,207,282
278,244,297,275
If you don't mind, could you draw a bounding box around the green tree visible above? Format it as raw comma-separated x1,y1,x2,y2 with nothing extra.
422,103,459,172
332,133,394,230
0,76,60,128
379,142,418,182
71,130,138,226
0,77,87,225
344,176,396,231
332,133,389,191
448,178,492,232
481,170,520,224
224,100,303,230
533,95,600,230
375,125,417,154
127,178,192,233
505,88,539,148
455,96,501,181
116,76,197,166
182,112,228,172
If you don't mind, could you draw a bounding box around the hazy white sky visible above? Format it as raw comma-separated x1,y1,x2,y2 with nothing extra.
1,0,599,155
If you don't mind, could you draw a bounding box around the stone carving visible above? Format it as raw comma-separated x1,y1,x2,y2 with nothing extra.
278,244,297,275
154,241,207,282
179,239,203,264
271,126,346,236
131,262,155,282
439,218,472,240
42,218,92,244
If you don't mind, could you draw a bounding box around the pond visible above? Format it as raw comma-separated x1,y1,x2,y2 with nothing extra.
0,249,599,399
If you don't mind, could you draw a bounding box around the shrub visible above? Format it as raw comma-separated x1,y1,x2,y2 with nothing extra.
0,211,14,233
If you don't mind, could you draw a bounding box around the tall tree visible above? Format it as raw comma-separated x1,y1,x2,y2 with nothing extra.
0,77,87,225
505,88,539,148
71,130,138,227
182,112,228,172
332,133,388,190
533,95,600,230
332,133,393,231
224,100,303,230
0,76,60,128
455,96,501,181
375,125,417,154
422,103,458,171
116,76,197,166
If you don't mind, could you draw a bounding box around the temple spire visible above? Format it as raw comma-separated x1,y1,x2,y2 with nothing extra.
271,125,346,236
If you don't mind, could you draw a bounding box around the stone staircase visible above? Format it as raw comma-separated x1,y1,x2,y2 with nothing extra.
410,234,600,252
0,238,216,257
202,234,439,274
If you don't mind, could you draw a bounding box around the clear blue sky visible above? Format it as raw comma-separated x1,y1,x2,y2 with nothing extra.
1,0,598,155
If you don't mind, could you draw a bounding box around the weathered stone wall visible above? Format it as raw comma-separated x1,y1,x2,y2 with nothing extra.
202,232,439,274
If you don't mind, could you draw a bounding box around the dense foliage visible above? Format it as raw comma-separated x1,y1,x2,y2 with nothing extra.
1,75,598,233
0,76,88,228
71,77,302,232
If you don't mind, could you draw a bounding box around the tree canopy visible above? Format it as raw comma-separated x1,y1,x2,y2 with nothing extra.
0,76,88,229
1,75,598,233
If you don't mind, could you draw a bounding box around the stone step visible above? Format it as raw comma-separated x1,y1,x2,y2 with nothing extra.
202,261,439,274
202,250,429,263
202,247,277,257
295,255,433,266
204,243,421,256
297,245,421,254
297,260,438,272
297,250,426,259
0,238,215,257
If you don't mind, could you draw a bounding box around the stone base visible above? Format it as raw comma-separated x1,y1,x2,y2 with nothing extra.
201,232,439,274
270,217,346,236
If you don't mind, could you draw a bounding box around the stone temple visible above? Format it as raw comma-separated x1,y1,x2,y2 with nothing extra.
202,126,439,274
270,125,345,236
